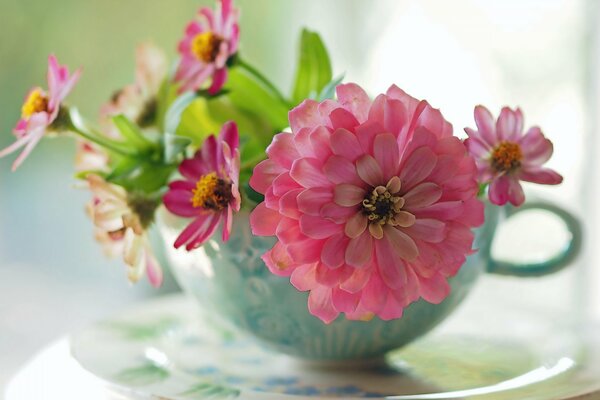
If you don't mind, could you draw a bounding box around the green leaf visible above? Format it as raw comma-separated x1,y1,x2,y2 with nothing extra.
317,74,345,101
225,67,289,136
291,29,333,105
163,133,192,164
165,92,198,134
112,115,156,150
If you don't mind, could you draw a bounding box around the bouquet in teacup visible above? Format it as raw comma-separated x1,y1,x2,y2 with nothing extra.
2,0,562,323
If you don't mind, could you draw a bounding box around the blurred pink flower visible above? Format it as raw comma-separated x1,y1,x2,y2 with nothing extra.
100,43,168,133
464,106,563,206
249,83,484,323
0,55,81,171
164,121,241,250
87,174,163,287
174,0,240,94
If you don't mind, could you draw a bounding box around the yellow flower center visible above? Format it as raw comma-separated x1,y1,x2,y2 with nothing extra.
491,141,523,173
191,32,223,63
191,172,232,211
21,89,49,119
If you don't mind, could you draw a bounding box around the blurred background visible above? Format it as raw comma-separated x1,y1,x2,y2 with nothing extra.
0,0,596,389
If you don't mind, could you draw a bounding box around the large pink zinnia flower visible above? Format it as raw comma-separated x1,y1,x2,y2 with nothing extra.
464,106,563,206
164,121,241,250
249,83,484,323
174,0,240,94
0,55,81,171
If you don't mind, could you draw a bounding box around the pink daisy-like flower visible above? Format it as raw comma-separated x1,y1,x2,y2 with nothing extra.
0,55,81,171
464,105,563,206
87,174,163,287
164,121,241,250
249,83,484,323
174,0,240,94
100,42,168,133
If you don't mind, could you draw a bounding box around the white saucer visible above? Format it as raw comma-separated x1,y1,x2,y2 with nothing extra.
69,294,600,399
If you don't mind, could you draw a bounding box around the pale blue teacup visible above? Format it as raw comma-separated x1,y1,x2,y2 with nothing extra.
158,201,581,361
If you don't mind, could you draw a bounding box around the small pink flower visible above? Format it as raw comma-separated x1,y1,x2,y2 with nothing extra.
100,43,168,133
0,55,81,171
464,106,563,206
87,175,163,287
249,83,484,323
174,0,240,94
164,121,241,250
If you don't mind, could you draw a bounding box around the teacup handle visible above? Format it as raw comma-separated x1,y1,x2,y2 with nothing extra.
487,202,582,277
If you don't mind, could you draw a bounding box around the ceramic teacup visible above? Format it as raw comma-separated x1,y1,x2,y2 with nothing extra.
158,201,581,361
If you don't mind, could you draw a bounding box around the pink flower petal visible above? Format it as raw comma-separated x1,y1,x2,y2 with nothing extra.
334,184,365,207
163,189,197,217
290,158,329,188
384,226,419,262
309,126,333,161
373,133,400,179
355,120,384,155
507,177,525,206
290,263,317,291
330,128,363,161
336,83,371,122
299,215,341,239
488,175,511,206
496,107,520,141
289,99,322,132
262,242,296,276
296,187,333,216
323,155,361,185
321,233,349,268
418,273,450,304
402,182,442,209
519,127,554,166
145,250,163,288
344,212,368,238
331,287,360,313
399,146,437,190
221,206,233,241
473,105,497,146
328,108,360,131
308,286,338,323
267,132,300,169
345,231,373,267
208,68,227,95
279,189,302,219
375,238,408,289
404,219,445,243
356,154,384,187
250,202,281,236
519,167,563,185
340,267,372,293
250,160,284,195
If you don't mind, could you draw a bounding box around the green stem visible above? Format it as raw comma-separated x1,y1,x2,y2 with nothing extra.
71,125,137,158
237,58,291,107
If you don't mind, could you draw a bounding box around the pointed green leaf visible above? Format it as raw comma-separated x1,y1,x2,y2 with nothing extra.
112,115,155,150
292,29,333,105
164,133,192,164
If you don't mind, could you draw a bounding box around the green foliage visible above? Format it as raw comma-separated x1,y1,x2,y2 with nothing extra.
112,114,156,151
291,29,333,105
225,66,289,138
317,74,345,101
